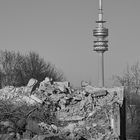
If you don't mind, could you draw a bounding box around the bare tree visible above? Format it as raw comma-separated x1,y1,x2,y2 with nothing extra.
0,50,24,87
20,51,64,85
0,50,65,87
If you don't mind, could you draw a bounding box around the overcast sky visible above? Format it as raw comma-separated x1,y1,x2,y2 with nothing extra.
0,0,140,87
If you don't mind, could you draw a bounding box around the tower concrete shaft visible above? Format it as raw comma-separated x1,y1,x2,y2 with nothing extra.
93,0,108,87
98,52,104,87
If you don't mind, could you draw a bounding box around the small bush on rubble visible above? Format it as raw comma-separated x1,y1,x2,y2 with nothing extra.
0,97,57,136
0,100,41,136
0,50,65,88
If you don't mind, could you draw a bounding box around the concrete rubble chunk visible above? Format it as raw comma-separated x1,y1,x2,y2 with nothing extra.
81,81,89,87
27,78,38,87
39,77,52,91
54,81,70,92
30,94,43,104
92,89,108,97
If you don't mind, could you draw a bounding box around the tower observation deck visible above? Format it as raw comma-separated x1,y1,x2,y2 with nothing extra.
93,0,108,87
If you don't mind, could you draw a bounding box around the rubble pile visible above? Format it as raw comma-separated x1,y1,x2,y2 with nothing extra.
0,77,124,140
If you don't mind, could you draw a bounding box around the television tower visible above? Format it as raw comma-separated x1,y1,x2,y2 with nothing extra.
93,0,108,87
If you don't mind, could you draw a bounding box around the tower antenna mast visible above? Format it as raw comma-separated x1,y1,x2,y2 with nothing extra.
93,0,108,87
